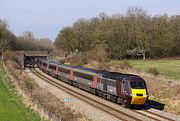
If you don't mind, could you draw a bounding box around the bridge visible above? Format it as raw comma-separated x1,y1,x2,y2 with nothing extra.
15,51,49,68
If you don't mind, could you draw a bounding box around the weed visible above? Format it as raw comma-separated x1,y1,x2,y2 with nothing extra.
148,67,159,76
119,61,132,69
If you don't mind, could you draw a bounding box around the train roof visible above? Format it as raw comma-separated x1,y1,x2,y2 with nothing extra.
42,60,49,63
101,71,140,80
59,64,76,69
74,67,106,74
45,61,75,68
40,60,142,80
49,61,60,65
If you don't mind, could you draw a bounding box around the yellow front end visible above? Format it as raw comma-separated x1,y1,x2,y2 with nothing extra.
130,89,148,105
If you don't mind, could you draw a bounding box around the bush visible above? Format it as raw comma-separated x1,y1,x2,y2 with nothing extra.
148,67,159,76
65,44,109,67
90,44,109,63
119,61,132,69
23,79,35,94
58,59,66,64
67,52,88,66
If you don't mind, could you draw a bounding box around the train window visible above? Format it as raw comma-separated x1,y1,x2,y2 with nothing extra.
59,67,70,74
43,63,47,67
101,78,116,87
100,78,106,84
73,71,93,81
130,82,145,89
49,65,56,70
107,80,116,87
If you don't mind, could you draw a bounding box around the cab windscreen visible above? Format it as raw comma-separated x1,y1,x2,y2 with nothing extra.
130,82,145,89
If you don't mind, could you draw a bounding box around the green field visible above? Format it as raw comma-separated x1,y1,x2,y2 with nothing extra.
0,66,41,121
112,59,180,80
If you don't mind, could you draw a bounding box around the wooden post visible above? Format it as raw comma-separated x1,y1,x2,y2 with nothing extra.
143,52,146,60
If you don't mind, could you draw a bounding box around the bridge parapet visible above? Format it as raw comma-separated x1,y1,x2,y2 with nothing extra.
15,51,48,56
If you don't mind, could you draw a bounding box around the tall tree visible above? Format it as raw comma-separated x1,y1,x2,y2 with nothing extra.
54,7,180,59
0,20,10,64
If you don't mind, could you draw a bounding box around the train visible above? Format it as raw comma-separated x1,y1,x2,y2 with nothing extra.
37,60,148,107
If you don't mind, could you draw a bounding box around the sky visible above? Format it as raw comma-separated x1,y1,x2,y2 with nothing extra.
0,0,180,41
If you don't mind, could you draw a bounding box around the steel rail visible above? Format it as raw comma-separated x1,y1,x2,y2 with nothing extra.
30,64,142,121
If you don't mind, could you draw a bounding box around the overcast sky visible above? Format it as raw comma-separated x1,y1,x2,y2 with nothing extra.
0,0,179,41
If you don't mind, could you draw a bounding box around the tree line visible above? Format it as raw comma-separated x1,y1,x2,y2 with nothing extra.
14,31,53,51
0,20,53,53
55,7,180,59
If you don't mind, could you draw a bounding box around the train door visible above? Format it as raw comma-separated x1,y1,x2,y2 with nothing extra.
117,80,122,96
103,78,107,91
97,77,107,91
122,80,129,96
97,77,103,90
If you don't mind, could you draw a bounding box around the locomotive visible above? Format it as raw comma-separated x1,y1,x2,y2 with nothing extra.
37,60,148,107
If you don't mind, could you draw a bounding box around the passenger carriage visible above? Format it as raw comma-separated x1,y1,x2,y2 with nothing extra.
38,60,148,107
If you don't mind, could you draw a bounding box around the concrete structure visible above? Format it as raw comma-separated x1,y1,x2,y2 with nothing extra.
15,51,48,68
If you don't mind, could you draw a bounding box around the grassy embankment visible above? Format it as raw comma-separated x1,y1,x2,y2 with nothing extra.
111,59,180,114
0,66,41,121
112,59,180,80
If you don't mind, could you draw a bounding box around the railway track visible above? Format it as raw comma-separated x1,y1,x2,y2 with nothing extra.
136,109,177,121
110,100,177,121
29,64,178,121
30,65,138,121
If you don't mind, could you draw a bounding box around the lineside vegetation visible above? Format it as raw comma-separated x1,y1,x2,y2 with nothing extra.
0,66,41,121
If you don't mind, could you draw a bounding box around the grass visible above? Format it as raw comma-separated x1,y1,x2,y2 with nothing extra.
0,66,42,121
112,59,180,80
